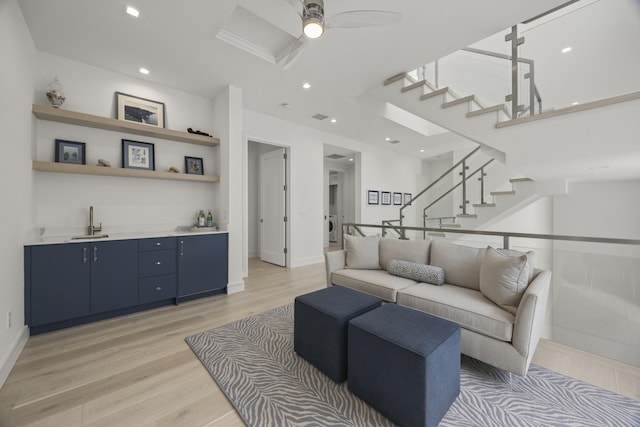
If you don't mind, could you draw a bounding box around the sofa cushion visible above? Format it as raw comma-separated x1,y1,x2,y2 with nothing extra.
430,241,486,290
397,283,515,342
497,248,535,283
345,235,381,270
379,238,431,270
479,246,532,315
331,269,417,302
388,260,445,286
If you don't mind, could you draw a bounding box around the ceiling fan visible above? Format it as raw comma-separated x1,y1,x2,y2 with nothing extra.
280,0,402,67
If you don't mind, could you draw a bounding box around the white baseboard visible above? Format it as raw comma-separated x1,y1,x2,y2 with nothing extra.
0,326,29,389
227,280,245,294
290,256,324,268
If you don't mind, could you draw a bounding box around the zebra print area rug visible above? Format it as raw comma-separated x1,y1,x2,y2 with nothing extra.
185,304,640,426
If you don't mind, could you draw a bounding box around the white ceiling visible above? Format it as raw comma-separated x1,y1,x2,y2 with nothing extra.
18,0,570,159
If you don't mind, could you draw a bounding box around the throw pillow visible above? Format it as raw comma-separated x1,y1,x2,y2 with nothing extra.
479,246,532,314
345,235,381,269
497,248,536,282
379,238,431,270
387,260,445,285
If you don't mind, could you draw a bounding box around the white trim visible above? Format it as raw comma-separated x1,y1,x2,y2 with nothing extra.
227,280,246,294
290,256,324,268
0,326,29,389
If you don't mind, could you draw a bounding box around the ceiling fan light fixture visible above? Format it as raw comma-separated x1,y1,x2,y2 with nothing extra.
303,16,324,38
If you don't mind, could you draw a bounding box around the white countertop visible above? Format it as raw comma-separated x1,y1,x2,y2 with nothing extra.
24,227,228,246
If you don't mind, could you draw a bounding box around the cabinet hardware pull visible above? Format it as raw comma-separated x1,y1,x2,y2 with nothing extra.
180,240,184,257
82,247,88,263
93,246,98,262
155,286,162,291
156,242,162,246
155,261,162,265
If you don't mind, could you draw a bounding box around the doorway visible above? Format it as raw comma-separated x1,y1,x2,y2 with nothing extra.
248,141,289,268
324,145,358,248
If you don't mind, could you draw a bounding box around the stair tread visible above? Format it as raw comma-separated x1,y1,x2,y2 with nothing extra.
441,223,461,228
473,203,496,208
384,72,408,86
442,95,476,108
490,190,516,196
420,87,449,101
509,177,534,183
401,80,426,93
466,104,510,118
457,214,478,218
427,232,446,237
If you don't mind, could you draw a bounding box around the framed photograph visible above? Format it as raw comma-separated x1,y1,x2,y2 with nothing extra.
393,192,402,205
116,92,165,128
55,139,86,164
185,156,204,175
404,193,412,205
381,191,391,205
367,190,379,205
122,139,155,171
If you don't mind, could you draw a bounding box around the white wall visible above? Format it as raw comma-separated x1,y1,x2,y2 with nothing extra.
32,53,219,235
0,0,36,388
244,110,421,266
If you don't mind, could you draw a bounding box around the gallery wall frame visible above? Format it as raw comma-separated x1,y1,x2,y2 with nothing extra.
116,92,165,128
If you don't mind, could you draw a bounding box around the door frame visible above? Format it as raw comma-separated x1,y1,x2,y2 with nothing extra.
243,134,291,275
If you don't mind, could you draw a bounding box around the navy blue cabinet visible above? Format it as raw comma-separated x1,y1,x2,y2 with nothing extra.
178,234,228,297
90,240,139,313
139,237,177,304
29,243,91,327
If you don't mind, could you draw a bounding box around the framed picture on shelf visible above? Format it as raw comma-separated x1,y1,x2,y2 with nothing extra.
122,139,155,171
54,139,86,165
404,193,412,205
115,92,165,128
368,190,379,205
393,192,402,205
185,156,204,175
381,191,391,205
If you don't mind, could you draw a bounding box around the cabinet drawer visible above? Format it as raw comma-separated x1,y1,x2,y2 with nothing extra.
139,274,176,304
139,249,176,277
139,237,176,252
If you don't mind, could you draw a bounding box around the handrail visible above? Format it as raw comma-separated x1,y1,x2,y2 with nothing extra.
422,158,494,219
343,223,640,249
382,220,404,238
462,46,542,116
398,146,481,226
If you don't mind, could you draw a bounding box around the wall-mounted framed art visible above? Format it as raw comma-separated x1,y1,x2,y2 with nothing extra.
116,92,165,128
368,190,379,205
381,191,391,205
393,192,402,205
54,139,86,165
122,139,155,171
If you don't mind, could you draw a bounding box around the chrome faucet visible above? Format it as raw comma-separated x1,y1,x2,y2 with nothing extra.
88,206,102,236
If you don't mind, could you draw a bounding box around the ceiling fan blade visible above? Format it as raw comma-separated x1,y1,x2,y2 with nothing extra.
283,0,305,17
278,34,308,69
325,10,402,29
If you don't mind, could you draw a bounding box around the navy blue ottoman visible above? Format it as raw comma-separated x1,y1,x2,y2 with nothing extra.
348,304,461,427
294,286,381,382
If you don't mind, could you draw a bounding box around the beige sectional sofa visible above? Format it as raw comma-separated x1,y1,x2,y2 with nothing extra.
324,236,552,377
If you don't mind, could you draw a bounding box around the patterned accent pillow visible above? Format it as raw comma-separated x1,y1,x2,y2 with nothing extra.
387,260,445,286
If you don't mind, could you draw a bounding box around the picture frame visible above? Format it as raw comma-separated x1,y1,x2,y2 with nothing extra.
367,190,379,205
404,193,412,206
381,191,391,205
115,92,165,128
185,156,204,175
393,192,402,205
54,139,86,165
122,139,155,171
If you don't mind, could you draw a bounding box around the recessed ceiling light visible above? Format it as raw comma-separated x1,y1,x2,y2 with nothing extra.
420,149,425,153
571,101,579,106
330,118,337,123
139,67,149,75
349,158,354,162
561,46,572,54
302,83,311,89
385,137,391,141
126,6,139,17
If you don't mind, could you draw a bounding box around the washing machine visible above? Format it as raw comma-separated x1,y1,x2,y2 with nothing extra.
328,215,338,242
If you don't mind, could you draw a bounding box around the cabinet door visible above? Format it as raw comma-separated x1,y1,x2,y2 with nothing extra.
91,240,139,313
178,234,228,297
30,244,91,326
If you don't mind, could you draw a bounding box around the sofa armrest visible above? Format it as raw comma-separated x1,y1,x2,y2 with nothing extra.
512,269,552,359
324,250,346,287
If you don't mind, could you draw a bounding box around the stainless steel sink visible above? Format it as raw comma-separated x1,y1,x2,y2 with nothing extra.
70,234,109,240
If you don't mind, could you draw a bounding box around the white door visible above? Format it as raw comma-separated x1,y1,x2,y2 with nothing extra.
260,148,286,266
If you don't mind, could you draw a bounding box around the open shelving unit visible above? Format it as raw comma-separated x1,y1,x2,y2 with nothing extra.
31,104,221,182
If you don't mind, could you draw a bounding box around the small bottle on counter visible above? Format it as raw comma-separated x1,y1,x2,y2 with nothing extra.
206,211,213,227
197,210,205,227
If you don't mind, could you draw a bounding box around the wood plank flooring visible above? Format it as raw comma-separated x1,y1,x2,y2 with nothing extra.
0,258,638,426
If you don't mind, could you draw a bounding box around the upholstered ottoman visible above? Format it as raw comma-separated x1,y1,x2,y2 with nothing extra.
348,304,461,427
294,285,381,382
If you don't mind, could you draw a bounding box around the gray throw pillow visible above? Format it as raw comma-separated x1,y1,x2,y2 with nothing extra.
387,260,445,285
345,235,381,269
479,246,532,314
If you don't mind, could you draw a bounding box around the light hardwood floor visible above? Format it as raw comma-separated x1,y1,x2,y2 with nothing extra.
0,258,638,426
